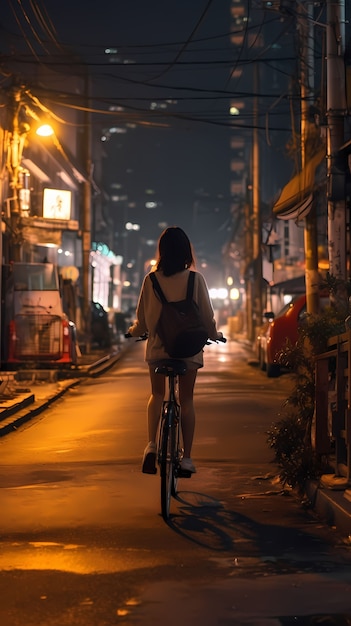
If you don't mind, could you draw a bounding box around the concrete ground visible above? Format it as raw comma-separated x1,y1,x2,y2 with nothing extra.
0,339,350,537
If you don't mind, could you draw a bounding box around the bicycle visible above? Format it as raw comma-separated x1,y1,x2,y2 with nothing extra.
126,333,226,521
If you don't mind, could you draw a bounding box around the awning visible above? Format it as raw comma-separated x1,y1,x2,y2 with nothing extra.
273,149,325,219
43,140,89,185
270,275,305,294
275,193,313,221
22,158,51,183
269,272,325,295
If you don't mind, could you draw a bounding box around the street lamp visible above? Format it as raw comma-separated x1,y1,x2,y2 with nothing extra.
6,90,57,261
36,124,54,137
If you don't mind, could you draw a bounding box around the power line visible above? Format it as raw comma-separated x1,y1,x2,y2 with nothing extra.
145,0,217,82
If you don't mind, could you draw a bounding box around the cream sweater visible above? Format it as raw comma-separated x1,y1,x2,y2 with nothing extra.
128,269,218,364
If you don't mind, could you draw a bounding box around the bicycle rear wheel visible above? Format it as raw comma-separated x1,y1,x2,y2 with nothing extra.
171,409,181,497
159,404,176,520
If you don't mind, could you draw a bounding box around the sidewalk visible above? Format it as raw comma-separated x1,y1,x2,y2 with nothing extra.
0,339,351,537
0,341,126,438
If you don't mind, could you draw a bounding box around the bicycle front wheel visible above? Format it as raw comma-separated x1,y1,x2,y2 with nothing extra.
159,405,176,520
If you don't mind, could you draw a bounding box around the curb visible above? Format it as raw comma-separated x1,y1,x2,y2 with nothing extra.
0,378,80,437
84,350,124,377
305,479,351,536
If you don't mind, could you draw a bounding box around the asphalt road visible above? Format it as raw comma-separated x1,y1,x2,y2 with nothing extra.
0,339,350,626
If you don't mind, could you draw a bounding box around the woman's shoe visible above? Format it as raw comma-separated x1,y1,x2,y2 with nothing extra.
180,457,196,473
142,442,157,474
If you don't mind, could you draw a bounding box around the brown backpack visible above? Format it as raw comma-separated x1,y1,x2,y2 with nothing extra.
150,272,208,358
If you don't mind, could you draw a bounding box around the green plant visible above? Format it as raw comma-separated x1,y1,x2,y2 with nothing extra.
267,300,347,493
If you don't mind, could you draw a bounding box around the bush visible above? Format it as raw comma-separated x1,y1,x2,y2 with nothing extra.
267,293,348,494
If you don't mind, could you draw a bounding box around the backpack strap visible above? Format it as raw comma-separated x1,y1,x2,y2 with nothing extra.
150,271,195,303
149,272,168,304
186,271,195,301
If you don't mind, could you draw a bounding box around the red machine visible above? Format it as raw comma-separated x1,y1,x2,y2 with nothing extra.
3,262,77,366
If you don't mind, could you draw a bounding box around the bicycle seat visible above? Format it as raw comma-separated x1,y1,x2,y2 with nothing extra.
154,359,187,376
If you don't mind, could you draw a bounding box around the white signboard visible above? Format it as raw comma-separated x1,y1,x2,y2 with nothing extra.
43,188,71,220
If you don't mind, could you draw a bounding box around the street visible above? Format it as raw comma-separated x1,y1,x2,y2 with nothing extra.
0,339,351,626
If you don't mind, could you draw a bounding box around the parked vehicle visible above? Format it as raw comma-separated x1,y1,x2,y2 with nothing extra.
257,293,329,377
2,262,78,367
91,301,111,348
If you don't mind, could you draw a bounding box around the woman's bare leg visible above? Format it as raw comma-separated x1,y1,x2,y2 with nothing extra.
179,369,197,458
147,366,165,443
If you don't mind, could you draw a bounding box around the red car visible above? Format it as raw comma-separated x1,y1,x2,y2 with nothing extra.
257,293,329,377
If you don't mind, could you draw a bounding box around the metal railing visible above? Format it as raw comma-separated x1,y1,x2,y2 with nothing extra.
314,330,351,482
12,314,63,359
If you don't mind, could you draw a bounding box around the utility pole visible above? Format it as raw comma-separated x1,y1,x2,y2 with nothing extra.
7,86,28,262
326,0,347,288
82,75,92,352
300,2,320,314
252,63,263,340
244,192,254,341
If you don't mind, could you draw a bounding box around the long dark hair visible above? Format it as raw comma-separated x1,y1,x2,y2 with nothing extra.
155,227,194,276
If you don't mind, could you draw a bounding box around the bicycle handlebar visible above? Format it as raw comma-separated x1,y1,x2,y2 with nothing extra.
206,335,227,344
125,332,148,341
125,332,226,344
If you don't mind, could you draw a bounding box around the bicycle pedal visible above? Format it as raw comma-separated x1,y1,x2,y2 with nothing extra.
177,469,192,478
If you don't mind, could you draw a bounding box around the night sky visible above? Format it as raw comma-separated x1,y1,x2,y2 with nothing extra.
1,0,235,266
4,0,324,280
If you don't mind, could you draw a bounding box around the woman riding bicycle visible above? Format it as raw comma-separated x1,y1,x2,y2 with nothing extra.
127,226,223,475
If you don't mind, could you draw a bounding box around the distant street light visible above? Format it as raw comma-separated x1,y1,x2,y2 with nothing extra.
125,222,140,231
209,288,228,300
230,288,240,301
